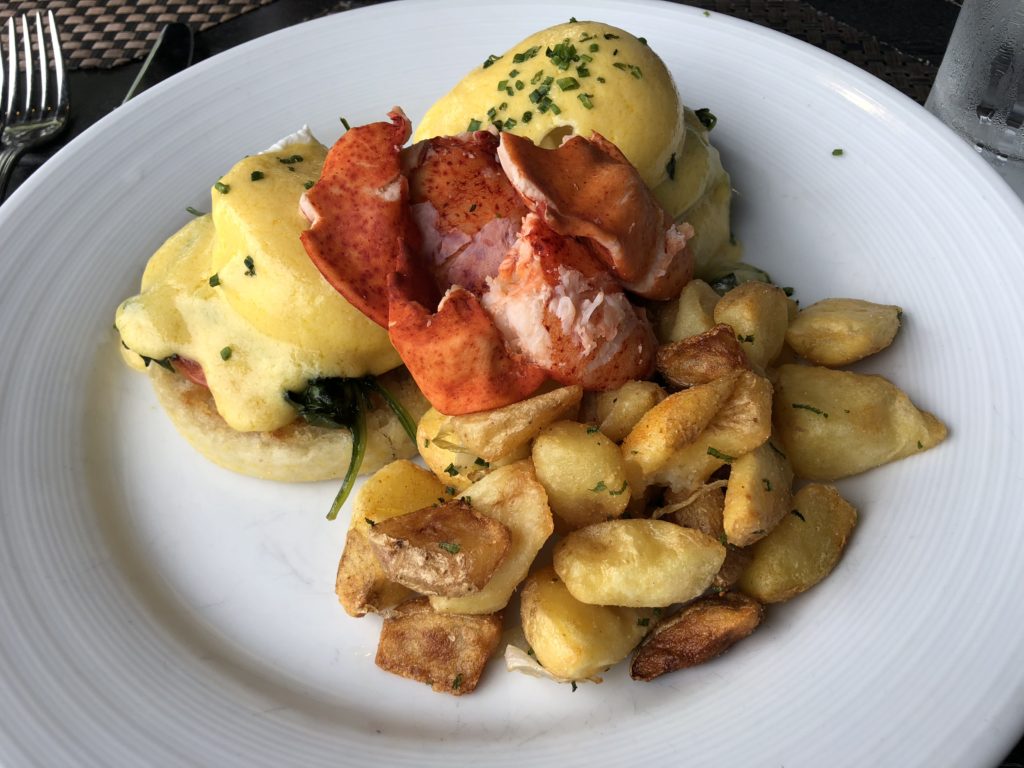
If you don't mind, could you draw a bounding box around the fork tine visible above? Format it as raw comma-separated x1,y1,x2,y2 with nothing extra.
20,14,32,116
34,12,47,112
48,10,65,107
5,17,15,119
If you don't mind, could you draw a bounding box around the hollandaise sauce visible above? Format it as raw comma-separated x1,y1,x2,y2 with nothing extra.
115,138,401,433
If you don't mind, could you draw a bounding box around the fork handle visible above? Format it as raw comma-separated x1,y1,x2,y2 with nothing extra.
0,146,29,202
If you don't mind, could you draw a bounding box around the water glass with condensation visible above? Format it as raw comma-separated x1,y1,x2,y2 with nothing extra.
926,0,1024,196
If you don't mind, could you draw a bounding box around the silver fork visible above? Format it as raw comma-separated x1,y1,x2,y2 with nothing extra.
0,10,69,200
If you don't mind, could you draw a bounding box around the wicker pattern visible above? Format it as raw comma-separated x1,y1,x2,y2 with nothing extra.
0,0,936,103
0,0,277,69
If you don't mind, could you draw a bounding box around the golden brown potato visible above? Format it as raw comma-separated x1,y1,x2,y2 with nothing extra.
583,381,667,443
554,519,725,607
656,279,721,343
375,597,503,695
351,459,448,534
417,407,528,492
441,386,583,462
521,566,651,680
656,324,750,389
622,373,740,486
430,461,553,615
773,364,947,481
786,298,902,366
532,421,631,531
650,371,773,495
713,281,790,370
367,500,511,597
661,484,726,539
738,483,857,603
335,528,414,617
630,592,763,681
722,440,794,546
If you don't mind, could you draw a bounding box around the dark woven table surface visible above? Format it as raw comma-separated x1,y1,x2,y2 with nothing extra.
1,0,1019,764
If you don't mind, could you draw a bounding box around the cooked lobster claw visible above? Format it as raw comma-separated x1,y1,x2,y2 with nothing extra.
387,241,547,415
497,131,694,300
300,108,412,328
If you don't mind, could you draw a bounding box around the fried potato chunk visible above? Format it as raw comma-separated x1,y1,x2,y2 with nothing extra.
430,461,553,614
336,528,414,617
367,500,511,597
521,566,652,681
438,385,583,462
622,373,740,485
351,459,448,534
375,597,503,695
656,278,721,343
582,380,667,442
713,281,790,370
532,421,631,531
417,407,529,492
649,371,773,496
722,440,794,546
630,592,763,681
554,519,725,607
773,364,947,480
656,323,750,389
785,298,902,366
738,483,857,603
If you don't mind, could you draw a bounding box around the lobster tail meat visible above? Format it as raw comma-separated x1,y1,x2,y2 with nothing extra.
482,213,657,390
300,108,412,328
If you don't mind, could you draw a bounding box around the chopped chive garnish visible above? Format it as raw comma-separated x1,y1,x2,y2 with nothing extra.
707,446,735,462
467,118,482,131
589,43,599,52
497,79,509,91
613,62,643,79
482,54,502,68
512,46,540,64
220,346,232,361
250,170,264,181
444,463,459,476
208,273,220,287
304,180,315,189
832,148,845,156
578,93,594,109
515,79,525,90
278,154,303,164
186,206,204,216
214,181,230,194
439,541,461,554
340,116,350,130
556,77,580,91
508,68,519,77
695,107,718,131
792,403,829,418
603,33,620,39
522,110,533,123
243,255,256,276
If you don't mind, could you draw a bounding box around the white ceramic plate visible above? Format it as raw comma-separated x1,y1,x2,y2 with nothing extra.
2,1,1023,765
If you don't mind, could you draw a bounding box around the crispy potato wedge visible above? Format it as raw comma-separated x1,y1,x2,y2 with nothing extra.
375,597,503,695
622,373,740,485
650,370,773,495
656,324,750,389
521,566,652,681
583,381,668,443
554,519,725,607
786,298,902,366
773,364,947,481
431,461,553,614
722,440,794,546
656,278,721,343
367,500,511,597
417,407,529,492
630,592,763,681
336,528,414,617
440,386,583,463
351,459,449,534
738,483,857,603
532,421,631,531
714,281,790,370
